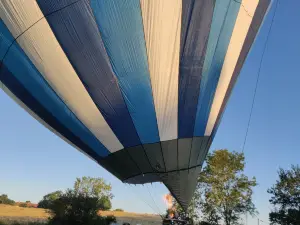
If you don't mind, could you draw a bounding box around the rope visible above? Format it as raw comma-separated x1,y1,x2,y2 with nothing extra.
232,0,254,18
124,184,162,218
145,183,164,217
242,0,280,152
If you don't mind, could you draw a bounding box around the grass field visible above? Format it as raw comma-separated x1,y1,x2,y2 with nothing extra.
0,205,48,218
0,204,162,225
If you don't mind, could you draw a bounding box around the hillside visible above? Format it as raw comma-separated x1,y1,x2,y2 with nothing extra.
0,204,48,218
0,204,162,224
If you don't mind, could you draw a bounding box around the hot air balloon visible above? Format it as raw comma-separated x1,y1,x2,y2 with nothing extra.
0,0,271,210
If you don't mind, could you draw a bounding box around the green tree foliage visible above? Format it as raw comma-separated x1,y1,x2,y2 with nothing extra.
19,203,28,208
44,177,114,225
173,190,202,221
48,189,115,225
98,196,112,211
73,176,113,210
37,191,63,209
199,222,214,225
0,194,15,205
197,149,257,225
74,176,113,200
114,208,124,212
268,165,300,225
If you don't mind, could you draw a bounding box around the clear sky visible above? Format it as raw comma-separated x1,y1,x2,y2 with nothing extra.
0,1,298,224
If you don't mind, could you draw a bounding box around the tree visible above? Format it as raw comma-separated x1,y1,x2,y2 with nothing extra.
98,196,112,211
48,190,115,225
197,149,257,225
173,189,202,221
0,194,15,205
74,176,113,200
49,189,99,225
268,165,300,225
37,191,63,209
73,176,113,210
199,222,214,225
46,177,114,225
114,208,124,212
19,202,28,208
199,202,221,225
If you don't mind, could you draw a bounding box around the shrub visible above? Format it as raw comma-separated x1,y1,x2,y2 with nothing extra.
199,222,213,225
27,223,47,225
37,191,63,209
48,190,114,225
104,215,116,224
19,203,28,208
0,194,15,205
114,209,124,212
98,196,112,211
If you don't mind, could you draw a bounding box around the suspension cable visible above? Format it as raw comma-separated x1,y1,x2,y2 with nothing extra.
145,183,164,217
242,0,280,153
124,184,162,218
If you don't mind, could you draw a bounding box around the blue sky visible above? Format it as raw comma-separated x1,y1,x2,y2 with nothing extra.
0,0,298,224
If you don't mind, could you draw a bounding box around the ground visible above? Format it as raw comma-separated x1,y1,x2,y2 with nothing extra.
0,204,162,225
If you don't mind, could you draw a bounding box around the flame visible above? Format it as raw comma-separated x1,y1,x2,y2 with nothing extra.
169,212,174,219
164,193,178,219
163,193,173,209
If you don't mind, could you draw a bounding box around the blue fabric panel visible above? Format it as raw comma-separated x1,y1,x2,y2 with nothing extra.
37,0,141,147
0,21,109,157
178,0,215,138
90,0,160,144
194,0,241,136
210,0,271,139
0,21,13,59
0,64,102,161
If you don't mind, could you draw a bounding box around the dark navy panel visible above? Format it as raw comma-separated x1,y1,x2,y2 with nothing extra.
100,138,210,209
0,21,109,157
212,0,271,138
160,169,199,210
161,140,178,172
196,137,211,165
35,0,80,15
127,145,153,174
194,0,241,136
103,149,140,179
143,143,165,172
180,0,194,57
37,0,141,147
178,138,192,169
0,64,101,161
178,0,215,138
125,173,160,184
98,159,123,180
90,0,160,144
189,137,204,167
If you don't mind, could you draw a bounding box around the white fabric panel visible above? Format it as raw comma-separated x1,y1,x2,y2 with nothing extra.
0,0,123,152
0,83,97,163
140,0,181,141
205,0,260,136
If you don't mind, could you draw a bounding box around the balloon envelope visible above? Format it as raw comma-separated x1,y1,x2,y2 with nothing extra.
0,0,270,209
